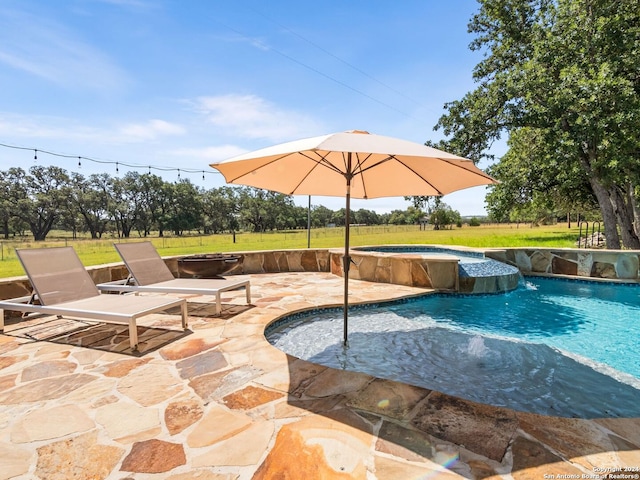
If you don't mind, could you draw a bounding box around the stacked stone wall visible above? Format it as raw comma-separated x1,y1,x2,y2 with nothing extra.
2,247,638,303
485,248,640,281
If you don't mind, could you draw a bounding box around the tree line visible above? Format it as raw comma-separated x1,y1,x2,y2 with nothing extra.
0,166,439,241
432,0,639,249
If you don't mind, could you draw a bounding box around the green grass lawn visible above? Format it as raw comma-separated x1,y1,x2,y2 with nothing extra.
0,223,581,278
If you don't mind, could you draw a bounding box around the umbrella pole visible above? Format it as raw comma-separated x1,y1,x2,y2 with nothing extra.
307,195,311,248
343,160,352,346
343,191,351,346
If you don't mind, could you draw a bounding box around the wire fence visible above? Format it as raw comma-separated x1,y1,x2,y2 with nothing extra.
0,223,580,278
0,224,425,264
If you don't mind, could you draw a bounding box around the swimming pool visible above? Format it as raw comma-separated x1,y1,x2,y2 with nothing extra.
266,277,640,418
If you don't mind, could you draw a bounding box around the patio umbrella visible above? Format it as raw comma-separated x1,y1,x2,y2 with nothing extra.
210,130,497,345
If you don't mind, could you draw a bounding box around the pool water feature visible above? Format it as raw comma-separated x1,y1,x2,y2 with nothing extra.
354,245,521,294
266,277,640,418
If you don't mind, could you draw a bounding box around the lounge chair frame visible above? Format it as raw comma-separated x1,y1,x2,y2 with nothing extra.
97,242,251,315
0,247,188,350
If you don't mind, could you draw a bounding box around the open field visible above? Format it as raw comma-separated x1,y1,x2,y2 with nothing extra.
0,223,582,278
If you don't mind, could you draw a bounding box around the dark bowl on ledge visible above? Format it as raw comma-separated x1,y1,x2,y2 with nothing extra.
177,253,242,278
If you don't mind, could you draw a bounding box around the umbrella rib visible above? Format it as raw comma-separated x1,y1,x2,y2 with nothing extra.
294,151,378,195
229,150,360,192
302,151,345,176
225,152,296,183
389,156,494,196
350,152,375,198
393,157,444,196
430,158,496,183
283,151,348,193
225,150,354,188
351,152,373,175
223,145,492,198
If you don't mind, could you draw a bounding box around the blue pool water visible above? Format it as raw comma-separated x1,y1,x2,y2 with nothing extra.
356,245,485,259
266,277,640,418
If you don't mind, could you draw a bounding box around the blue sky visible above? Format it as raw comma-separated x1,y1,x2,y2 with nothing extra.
0,0,502,215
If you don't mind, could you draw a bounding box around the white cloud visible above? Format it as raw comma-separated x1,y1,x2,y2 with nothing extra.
92,0,154,8
0,113,185,144
170,145,248,163
193,94,323,142
118,119,186,141
0,113,103,141
0,7,129,91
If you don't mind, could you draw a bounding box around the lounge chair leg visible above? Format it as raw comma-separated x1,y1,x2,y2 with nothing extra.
215,293,222,315
0,307,4,333
181,302,188,330
245,284,251,304
128,319,139,350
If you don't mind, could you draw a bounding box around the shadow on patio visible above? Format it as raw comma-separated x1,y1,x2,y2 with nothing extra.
250,351,640,478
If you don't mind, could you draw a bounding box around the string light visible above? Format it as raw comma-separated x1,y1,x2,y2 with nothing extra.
0,142,219,180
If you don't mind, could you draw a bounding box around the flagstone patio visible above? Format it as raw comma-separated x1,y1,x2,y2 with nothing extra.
0,271,638,479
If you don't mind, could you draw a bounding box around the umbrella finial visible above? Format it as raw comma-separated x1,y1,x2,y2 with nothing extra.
347,130,370,135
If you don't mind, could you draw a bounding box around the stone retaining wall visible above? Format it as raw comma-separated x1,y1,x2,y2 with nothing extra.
328,250,459,290
194,248,458,290
2,246,638,303
485,247,640,281
0,250,334,302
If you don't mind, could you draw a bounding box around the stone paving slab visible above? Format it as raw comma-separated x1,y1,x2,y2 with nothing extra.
0,271,638,479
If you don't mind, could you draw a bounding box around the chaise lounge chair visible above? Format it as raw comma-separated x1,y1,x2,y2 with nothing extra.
97,242,251,315
0,247,188,350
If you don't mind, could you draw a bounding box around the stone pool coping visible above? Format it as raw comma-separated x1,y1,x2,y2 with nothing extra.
0,271,638,479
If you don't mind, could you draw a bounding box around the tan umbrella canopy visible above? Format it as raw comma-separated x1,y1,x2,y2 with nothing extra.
210,130,497,345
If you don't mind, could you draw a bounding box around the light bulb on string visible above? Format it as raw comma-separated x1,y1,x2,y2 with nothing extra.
2,141,224,182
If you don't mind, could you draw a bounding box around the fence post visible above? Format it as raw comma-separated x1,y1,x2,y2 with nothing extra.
578,221,588,248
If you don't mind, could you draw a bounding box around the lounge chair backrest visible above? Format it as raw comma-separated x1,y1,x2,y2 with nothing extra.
114,242,175,285
16,247,100,305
